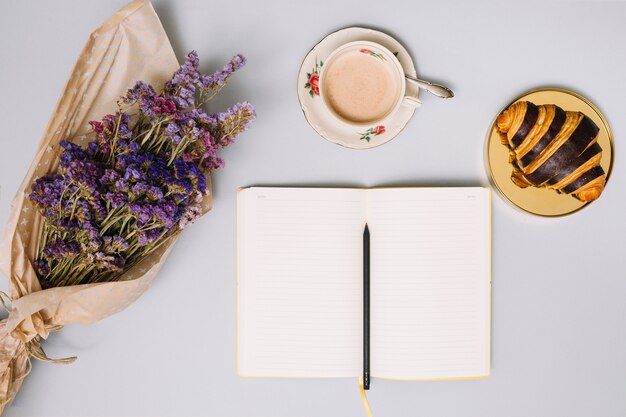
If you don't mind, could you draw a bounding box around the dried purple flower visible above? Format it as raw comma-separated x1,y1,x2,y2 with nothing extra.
129,203,153,225
29,175,66,211
91,251,125,271
43,239,81,260
105,192,128,209
211,101,256,146
138,228,162,246
114,179,130,193
102,235,129,253
34,259,50,278
163,51,201,109
152,97,177,115
124,166,147,181
146,186,164,202
200,54,247,91
179,192,203,229
101,169,120,185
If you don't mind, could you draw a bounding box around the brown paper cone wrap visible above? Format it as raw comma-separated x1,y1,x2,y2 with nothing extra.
0,1,211,412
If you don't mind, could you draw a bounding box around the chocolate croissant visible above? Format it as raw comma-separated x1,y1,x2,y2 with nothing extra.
496,101,605,202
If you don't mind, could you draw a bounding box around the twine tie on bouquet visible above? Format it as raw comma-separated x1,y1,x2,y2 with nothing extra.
0,291,75,410
0,291,76,365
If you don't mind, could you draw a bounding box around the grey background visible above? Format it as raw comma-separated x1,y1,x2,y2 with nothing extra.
1,0,625,416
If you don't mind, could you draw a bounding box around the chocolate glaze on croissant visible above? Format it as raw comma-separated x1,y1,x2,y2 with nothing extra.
495,101,606,202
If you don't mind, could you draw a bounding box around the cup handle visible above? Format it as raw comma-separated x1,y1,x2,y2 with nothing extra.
402,95,421,108
403,76,422,108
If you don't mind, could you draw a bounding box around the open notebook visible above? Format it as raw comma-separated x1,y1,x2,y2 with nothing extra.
237,187,491,381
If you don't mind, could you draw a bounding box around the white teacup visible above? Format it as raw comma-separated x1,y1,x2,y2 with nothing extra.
319,40,420,126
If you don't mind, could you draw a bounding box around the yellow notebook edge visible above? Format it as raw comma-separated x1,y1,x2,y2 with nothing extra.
488,187,493,377
235,186,492,380
236,187,247,377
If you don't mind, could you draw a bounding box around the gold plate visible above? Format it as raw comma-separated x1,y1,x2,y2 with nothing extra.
485,88,614,217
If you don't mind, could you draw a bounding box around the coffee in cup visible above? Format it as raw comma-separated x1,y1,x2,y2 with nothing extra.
320,41,419,126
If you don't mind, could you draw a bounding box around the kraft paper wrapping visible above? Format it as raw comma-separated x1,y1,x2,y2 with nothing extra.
0,1,212,412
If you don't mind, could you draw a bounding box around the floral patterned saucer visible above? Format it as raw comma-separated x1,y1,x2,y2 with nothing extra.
297,27,419,149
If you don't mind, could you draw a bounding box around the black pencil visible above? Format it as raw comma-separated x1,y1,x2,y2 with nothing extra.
363,223,370,390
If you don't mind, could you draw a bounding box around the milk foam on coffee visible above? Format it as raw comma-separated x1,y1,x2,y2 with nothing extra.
323,51,398,124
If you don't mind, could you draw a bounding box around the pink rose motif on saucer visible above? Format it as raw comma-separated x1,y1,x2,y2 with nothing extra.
359,48,386,60
304,59,323,98
360,125,386,142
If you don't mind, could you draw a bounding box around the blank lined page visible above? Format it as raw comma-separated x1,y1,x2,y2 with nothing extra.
367,188,491,379
237,187,364,377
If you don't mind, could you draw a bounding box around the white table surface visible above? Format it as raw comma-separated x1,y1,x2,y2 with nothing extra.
1,1,625,416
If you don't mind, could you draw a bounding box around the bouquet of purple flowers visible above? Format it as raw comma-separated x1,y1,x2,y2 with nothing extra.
0,2,254,413
29,51,254,289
